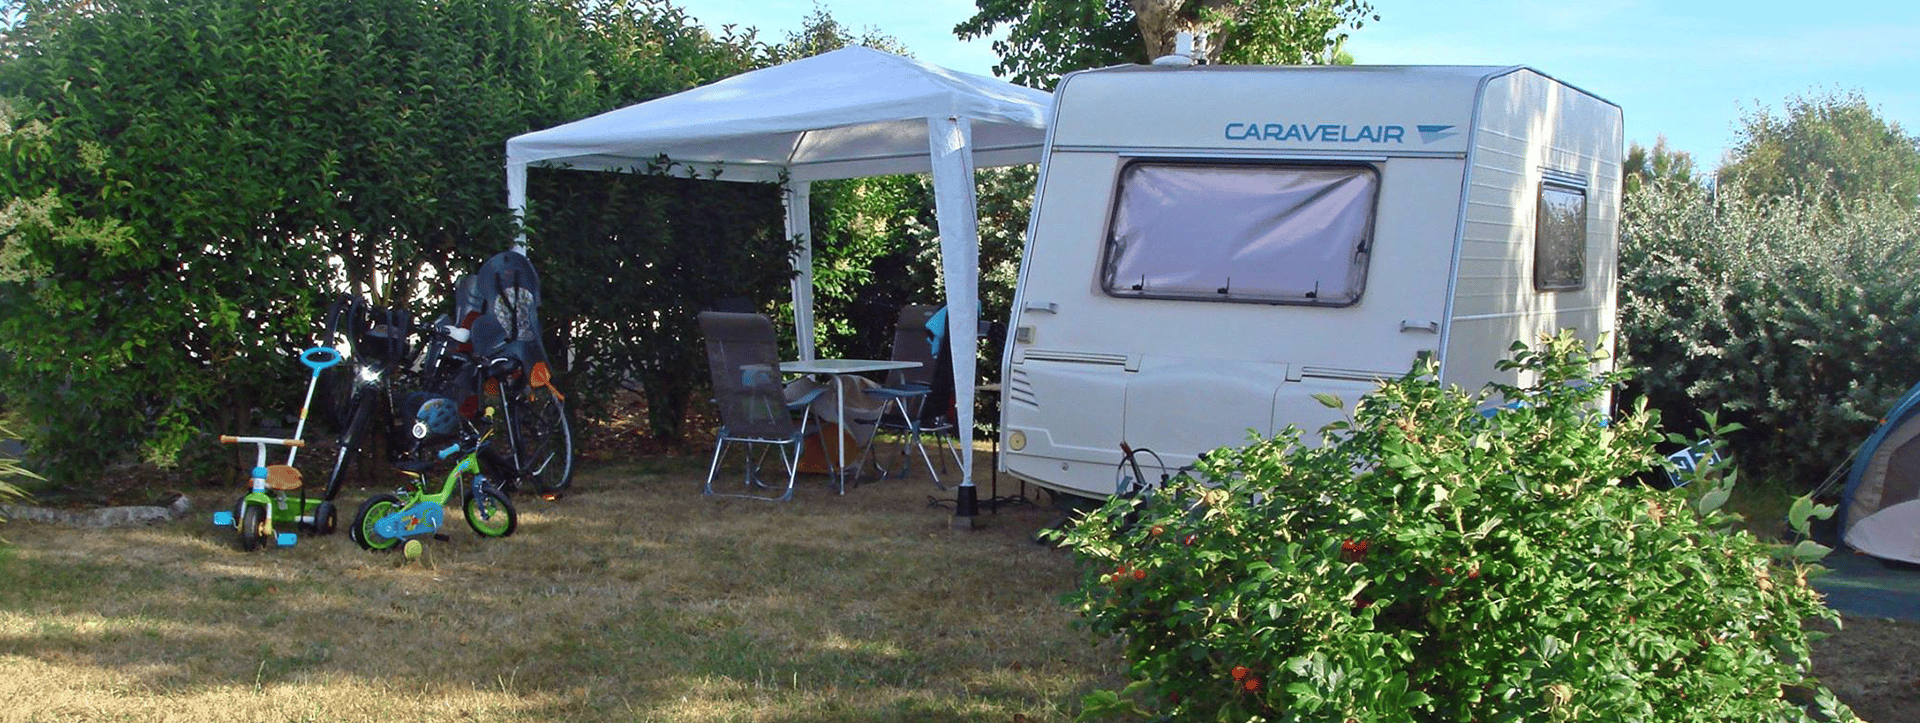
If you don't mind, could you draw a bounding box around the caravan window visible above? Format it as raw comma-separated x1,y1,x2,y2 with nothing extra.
1534,182,1587,291
1100,162,1378,306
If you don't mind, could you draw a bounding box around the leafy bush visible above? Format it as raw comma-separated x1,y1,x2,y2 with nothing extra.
799,166,1033,376
1619,178,1920,488
1055,334,1854,722
0,424,38,525
0,0,771,476
529,168,792,441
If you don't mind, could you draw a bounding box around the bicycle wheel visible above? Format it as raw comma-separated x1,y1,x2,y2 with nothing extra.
513,385,574,496
463,488,517,538
351,494,405,552
314,296,364,426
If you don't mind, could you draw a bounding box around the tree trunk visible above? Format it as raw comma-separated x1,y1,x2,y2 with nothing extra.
1130,0,1239,60
1130,0,1185,59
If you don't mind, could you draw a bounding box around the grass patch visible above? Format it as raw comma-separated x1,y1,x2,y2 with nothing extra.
1722,476,1804,540
0,453,1122,722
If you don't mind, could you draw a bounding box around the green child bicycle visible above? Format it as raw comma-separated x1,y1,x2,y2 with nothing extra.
348,394,517,551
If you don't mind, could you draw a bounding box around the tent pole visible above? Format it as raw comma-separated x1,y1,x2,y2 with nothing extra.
785,180,816,361
506,160,530,254
928,115,979,525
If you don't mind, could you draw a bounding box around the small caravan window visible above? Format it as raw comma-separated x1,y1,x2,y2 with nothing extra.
1101,162,1378,306
1534,182,1587,291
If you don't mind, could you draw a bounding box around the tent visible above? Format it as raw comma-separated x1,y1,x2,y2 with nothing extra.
503,46,1052,503
1841,382,1920,563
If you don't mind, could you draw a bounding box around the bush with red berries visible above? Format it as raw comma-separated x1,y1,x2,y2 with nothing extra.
1058,334,1854,722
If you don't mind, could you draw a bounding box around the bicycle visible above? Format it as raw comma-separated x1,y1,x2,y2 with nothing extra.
348,394,517,551
314,296,412,506
317,251,575,501
419,337,573,498
413,249,573,497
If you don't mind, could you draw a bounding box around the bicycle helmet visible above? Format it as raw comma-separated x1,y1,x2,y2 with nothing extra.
405,393,460,442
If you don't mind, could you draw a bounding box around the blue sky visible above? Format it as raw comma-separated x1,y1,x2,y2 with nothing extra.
667,0,1919,172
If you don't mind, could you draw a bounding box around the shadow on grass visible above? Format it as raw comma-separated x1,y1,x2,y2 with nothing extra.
0,455,1121,722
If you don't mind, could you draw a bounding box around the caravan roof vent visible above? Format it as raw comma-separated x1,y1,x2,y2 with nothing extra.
1151,31,1201,67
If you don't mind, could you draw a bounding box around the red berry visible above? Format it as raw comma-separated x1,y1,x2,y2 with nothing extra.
1184,534,1197,546
1150,525,1165,536
1133,569,1146,581
1244,677,1261,692
1231,665,1249,680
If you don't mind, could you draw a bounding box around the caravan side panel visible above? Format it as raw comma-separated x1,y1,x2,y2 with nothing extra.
1000,65,1621,499
1001,67,1482,497
1441,70,1622,390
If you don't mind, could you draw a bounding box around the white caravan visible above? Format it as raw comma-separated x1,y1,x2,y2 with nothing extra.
998,64,1623,499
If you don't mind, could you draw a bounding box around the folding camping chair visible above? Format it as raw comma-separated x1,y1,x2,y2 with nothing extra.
866,304,962,488
698,312,826,501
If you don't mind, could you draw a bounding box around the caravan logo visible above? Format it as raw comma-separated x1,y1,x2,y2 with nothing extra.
1224,123,1405,143
1417,124,1458,143
1221,122,1462,145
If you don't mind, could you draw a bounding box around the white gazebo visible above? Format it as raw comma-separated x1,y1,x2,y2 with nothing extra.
504,46,1052,506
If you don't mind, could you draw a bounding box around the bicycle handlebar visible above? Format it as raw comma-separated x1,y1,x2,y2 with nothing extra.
220,435,306,448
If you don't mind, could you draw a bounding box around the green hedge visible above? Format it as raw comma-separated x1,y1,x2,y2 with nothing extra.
1619,178,1920,488
1059,334,1852,722
0,0,774,481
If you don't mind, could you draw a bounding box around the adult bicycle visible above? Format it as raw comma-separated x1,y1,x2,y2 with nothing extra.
316,251,574,500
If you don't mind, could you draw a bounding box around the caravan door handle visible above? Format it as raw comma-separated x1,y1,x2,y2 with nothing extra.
1400,319,1440,334
1023,300,1059,314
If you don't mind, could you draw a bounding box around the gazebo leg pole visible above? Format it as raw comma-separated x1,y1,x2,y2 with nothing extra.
951,483,979,529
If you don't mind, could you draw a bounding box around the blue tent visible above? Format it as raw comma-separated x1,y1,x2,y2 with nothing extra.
1840,380,1920,564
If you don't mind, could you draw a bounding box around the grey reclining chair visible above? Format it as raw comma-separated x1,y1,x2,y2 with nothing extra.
866,304,961,487
698,311,826,501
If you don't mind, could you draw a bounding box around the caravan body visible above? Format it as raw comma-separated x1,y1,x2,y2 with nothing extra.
999,65,1623,499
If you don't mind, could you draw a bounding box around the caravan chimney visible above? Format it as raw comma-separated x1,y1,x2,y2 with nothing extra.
1152,31,1199,67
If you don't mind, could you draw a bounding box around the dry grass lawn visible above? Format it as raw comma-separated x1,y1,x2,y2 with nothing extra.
0,452,1126,722
3,447,1917,722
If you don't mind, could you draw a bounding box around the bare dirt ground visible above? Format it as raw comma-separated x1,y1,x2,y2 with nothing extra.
1811,615,1920,723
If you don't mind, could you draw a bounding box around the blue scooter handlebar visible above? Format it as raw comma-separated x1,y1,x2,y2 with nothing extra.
300,346,344,372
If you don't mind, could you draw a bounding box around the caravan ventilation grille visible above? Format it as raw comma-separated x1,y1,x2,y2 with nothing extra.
1021,349,1130,366
1007,367,1038,406
1299,367,1397,383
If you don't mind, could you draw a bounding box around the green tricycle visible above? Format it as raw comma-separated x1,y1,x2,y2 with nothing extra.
211,346,345,551
348,394,518,551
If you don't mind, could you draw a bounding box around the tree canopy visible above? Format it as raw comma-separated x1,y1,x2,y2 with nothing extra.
1620,90,1920,489
955,0,1374,88
1717,90,1920,209
1623,136,1698,195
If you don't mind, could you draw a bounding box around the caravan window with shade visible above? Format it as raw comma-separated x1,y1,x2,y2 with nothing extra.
1101,162,1378,306
1534,182,1587,291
